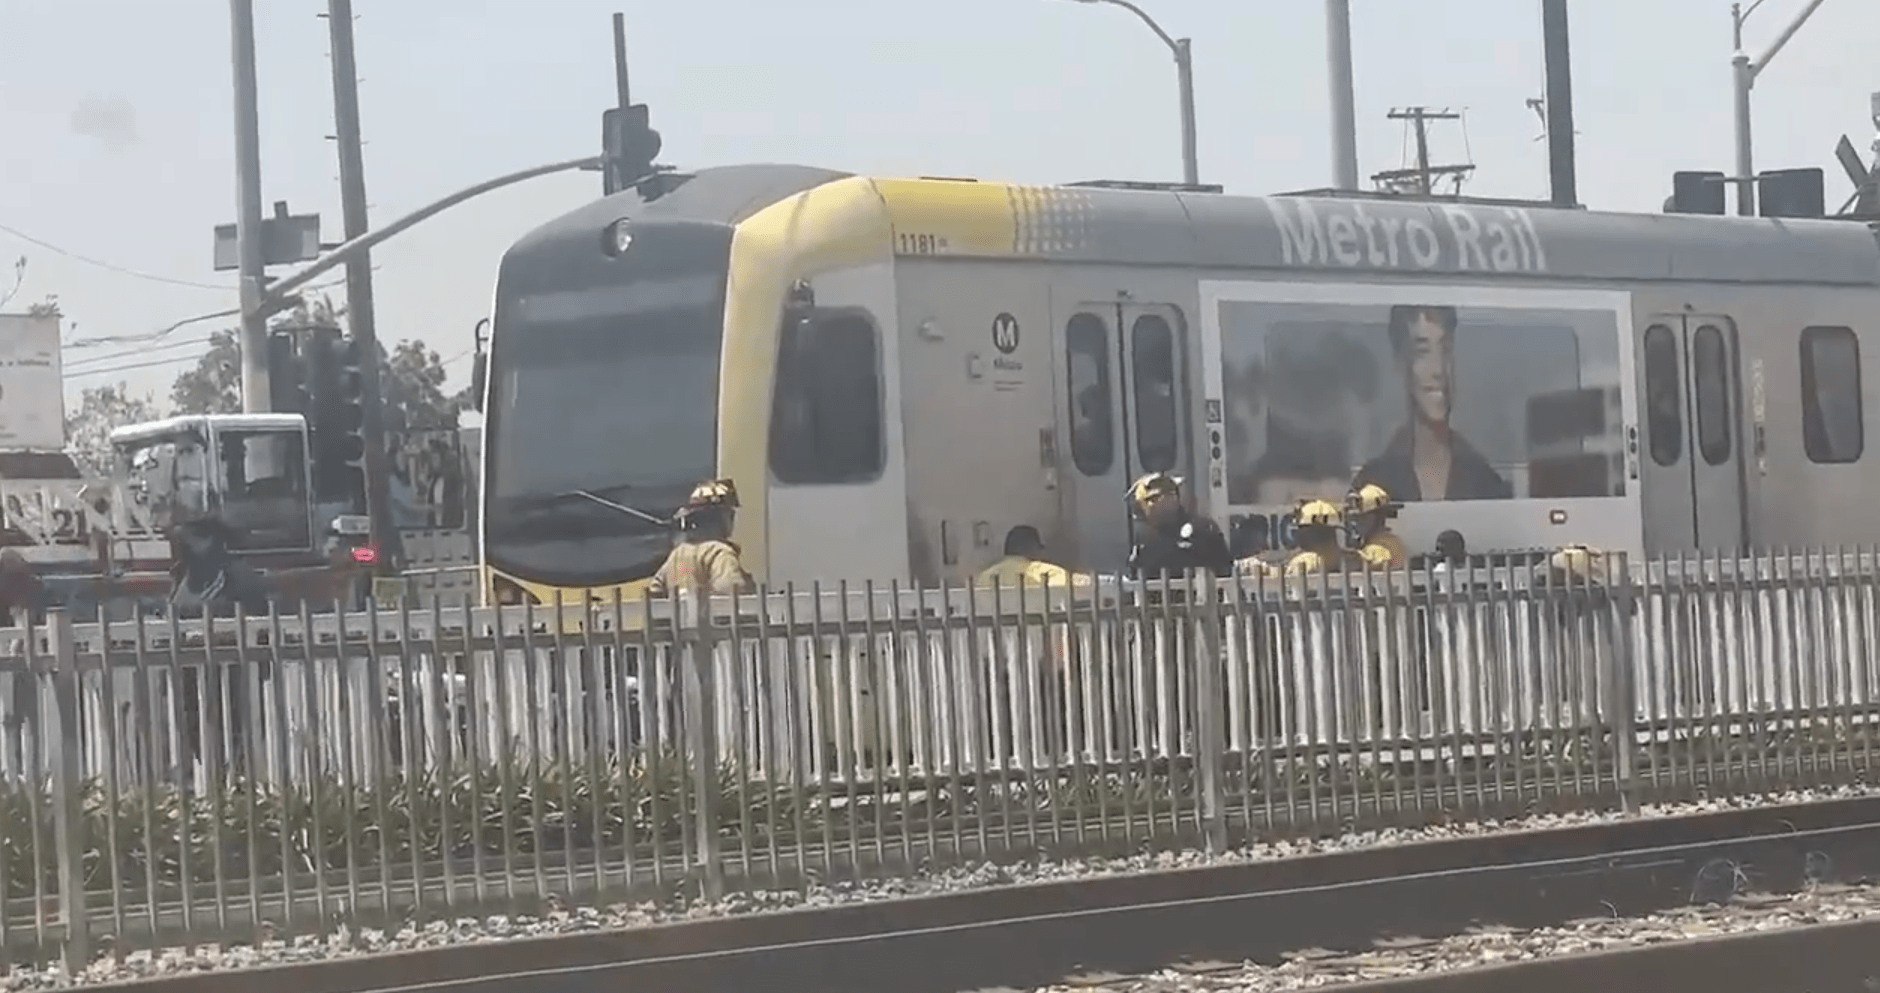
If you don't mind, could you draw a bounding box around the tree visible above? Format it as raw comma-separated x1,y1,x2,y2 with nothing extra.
168,319,468,429
65,383,160,476
381,339,466,430
169,328,242,415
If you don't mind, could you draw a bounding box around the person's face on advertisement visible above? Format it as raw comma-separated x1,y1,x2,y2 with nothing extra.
1406,312,1453,426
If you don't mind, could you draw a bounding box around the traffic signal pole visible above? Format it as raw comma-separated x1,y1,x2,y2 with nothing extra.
326,0,402,569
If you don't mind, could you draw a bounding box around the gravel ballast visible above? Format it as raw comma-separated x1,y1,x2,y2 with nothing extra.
16,784,1880,990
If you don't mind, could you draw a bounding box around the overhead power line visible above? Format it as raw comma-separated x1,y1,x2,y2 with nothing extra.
0,220,236,292
62,307,240,350
64,351,213,381
63,332,224,371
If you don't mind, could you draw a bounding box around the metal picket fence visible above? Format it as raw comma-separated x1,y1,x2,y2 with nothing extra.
1,547,1878,968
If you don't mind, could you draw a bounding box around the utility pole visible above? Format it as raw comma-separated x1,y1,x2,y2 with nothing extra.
1731,0,1831,216
1372,107,1475,196
1325,0,1360,190
228,0,271,412
326,0,402,569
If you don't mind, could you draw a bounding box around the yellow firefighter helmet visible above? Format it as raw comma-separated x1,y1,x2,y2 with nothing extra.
1127,472,1185,516
684,478,740,510
1295,498,1344,529
1350,483,1397,516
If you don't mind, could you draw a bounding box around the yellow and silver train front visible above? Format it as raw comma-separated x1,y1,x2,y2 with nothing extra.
480,165,850,606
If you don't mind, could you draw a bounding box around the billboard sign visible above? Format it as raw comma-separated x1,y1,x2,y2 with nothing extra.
0,313,65,451
1200,282,1638,556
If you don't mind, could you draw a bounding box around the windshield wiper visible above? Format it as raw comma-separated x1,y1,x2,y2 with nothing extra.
559,489,670,527
503,482,674,527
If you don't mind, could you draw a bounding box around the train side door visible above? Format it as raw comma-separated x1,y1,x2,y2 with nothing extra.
1637,314,1747,551
894,263,1058,583
1052,290,1194,573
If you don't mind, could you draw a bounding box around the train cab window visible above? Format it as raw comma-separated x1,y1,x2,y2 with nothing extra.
1642,324,1682,466
1065,313,1114,476
1692,324,1732,466
769,309,885,485
1130,314,1179,473
1800,325,1863,464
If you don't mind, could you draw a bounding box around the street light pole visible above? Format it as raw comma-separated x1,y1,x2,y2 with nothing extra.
1064,0,1199,185
1731,0,1830,216
1174,37,1198,187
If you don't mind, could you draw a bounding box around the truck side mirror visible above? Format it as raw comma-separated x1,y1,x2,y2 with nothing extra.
470,353,488,413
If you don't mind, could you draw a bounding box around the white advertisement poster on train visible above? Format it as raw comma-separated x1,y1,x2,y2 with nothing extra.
0,312,65,452
1199,283,1634,555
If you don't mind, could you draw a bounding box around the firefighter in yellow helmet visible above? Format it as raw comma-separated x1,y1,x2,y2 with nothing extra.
1125,472,1233,578
1348,483,1408,569
1283,498,1354,575
647,478,753,597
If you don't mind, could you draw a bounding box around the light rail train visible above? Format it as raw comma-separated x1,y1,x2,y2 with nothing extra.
479,164,1880,606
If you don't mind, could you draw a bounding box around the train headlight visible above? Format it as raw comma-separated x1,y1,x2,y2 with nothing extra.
602,218,633,257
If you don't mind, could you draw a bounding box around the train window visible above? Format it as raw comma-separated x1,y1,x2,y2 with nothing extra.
768,309,884,485
1065,313,1114,476
1800,325,1863,464
1642,324,1682,467
1130,314,1179,473
1692,324,1732,466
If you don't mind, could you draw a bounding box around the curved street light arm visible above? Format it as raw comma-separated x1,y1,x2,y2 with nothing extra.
1090,0,1182,56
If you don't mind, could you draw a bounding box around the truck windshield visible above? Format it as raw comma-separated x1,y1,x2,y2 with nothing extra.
483,273,725,587
216,429,313,551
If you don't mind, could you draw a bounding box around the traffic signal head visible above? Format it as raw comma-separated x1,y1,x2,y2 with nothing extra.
602,103,661,196
266,332,307,415
308,335,368,507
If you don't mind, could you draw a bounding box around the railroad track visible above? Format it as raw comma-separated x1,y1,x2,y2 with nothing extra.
84,789,1880,993
79,794,1880,993
1043,898,1880,992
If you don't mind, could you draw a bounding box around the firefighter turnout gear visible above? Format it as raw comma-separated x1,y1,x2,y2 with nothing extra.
1124,474,1233,578
1284,499,1352,575
1349,484,1408,568
647,539,751,597
648,477,752,597
1355,530,1408,569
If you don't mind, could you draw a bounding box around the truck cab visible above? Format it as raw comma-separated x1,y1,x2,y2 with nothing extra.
112,414,316,550
109,413,371,609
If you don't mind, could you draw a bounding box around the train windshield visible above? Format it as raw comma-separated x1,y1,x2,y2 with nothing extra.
483,273,725,587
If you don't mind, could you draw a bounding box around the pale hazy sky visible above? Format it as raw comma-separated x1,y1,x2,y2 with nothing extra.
1,0,1875,415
